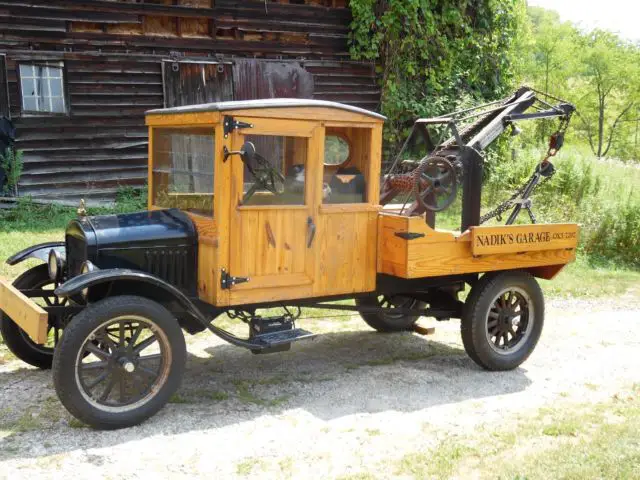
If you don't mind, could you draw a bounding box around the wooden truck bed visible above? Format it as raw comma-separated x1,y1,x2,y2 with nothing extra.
377,213,579,280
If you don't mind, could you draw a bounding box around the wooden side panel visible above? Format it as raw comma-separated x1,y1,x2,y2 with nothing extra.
378,213,579,278
186,212,218,304
0,279,48,344
405,240,577,278
315,209,377,295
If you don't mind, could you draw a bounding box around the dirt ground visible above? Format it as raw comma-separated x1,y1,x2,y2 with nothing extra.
1,295,639,479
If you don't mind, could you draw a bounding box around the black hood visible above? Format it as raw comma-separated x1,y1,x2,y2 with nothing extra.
64,209,198,294
87,209,197,250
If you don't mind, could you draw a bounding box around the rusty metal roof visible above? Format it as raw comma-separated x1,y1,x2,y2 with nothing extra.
146,98,386,120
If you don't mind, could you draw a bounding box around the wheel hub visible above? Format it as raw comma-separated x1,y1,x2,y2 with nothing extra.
485,287,534,355
118,356,136,373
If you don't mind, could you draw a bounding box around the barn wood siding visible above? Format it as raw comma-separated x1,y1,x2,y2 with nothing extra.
0,0,379,205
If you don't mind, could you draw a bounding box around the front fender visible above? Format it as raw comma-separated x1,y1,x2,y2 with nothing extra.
54,268,209,327
6,242,65,266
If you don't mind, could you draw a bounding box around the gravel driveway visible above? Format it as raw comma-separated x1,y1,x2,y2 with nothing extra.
1,296,639,479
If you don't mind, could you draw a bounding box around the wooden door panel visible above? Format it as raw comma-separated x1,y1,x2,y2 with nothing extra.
233,208,310,284
315,209,377,296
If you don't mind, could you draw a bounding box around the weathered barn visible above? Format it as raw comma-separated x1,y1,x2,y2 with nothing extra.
0,0,380,205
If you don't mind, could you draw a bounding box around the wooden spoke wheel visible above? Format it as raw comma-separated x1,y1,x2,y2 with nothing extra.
53,296,186,429
485,288,534,354
461,271,544,371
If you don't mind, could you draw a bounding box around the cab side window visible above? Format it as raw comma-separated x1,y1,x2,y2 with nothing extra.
322,128,369,204
152,127,215,216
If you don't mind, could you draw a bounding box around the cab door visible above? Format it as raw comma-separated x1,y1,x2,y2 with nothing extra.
227,117,322,305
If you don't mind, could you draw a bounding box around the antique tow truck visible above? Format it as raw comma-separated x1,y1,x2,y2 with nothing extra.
0,88,578,429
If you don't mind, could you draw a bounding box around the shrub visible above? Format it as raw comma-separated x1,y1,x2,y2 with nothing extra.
1,147,24,196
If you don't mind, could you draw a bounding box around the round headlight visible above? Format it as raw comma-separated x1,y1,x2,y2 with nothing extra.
80,260,96,275
48,249,63,282
80,261,96,299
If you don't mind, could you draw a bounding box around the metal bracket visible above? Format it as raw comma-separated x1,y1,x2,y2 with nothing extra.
223,115,253,138
395,232,425,240
220,268,250,289
222,146,236,162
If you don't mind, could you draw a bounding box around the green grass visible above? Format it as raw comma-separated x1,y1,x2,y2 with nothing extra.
396,385,640,480
538,255,640,298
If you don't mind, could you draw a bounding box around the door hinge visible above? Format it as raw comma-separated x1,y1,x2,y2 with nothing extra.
223,115,253,138
220,268,250,289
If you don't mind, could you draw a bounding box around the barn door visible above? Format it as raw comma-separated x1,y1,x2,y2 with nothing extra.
232,59,314,100
162,60,233,107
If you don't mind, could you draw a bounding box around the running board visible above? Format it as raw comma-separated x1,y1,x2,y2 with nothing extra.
249,328,316,354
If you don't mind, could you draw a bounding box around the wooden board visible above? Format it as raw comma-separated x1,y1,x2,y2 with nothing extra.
471,223,579,256
146,112,221,127
186,212,219,304
0,279,48,344
378,213,579,279
314,209,378,296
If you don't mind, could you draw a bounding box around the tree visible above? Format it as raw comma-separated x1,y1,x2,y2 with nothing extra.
526,7,576,95
349,0,528,149
575,31,639,158
524,7,579,141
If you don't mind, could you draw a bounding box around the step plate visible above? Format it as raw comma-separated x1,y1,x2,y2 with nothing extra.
252,328,316,348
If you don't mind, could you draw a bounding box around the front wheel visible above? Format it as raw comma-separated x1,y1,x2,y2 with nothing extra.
52,296,186,429
461,271,544,371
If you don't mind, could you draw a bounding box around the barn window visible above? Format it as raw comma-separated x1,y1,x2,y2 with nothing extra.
18,62,67,114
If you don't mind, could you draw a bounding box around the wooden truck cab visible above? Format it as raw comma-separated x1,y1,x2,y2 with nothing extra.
146,99,385,307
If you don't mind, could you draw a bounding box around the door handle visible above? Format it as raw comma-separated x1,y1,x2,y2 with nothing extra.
306,216,316,248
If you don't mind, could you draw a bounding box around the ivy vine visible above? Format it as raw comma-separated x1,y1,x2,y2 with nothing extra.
349,0,527,149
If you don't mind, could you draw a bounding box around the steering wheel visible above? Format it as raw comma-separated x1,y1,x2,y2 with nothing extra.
413,155,458,212
241,151,286,202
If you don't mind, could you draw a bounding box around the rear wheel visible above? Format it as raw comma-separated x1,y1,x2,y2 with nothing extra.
52,295,186,429
0,264,66,369
356,294,426,332
461,271,544,371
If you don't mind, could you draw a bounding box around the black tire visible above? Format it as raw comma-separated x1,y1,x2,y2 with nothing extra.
355,294,426,332
0,264,58,369
52,295,186,429
461,270,544,371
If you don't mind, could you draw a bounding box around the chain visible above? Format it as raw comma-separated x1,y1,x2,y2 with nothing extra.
480,170,557,225
480,112,570,225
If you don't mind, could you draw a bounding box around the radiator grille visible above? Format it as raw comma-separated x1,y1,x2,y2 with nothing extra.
144,248,190,290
